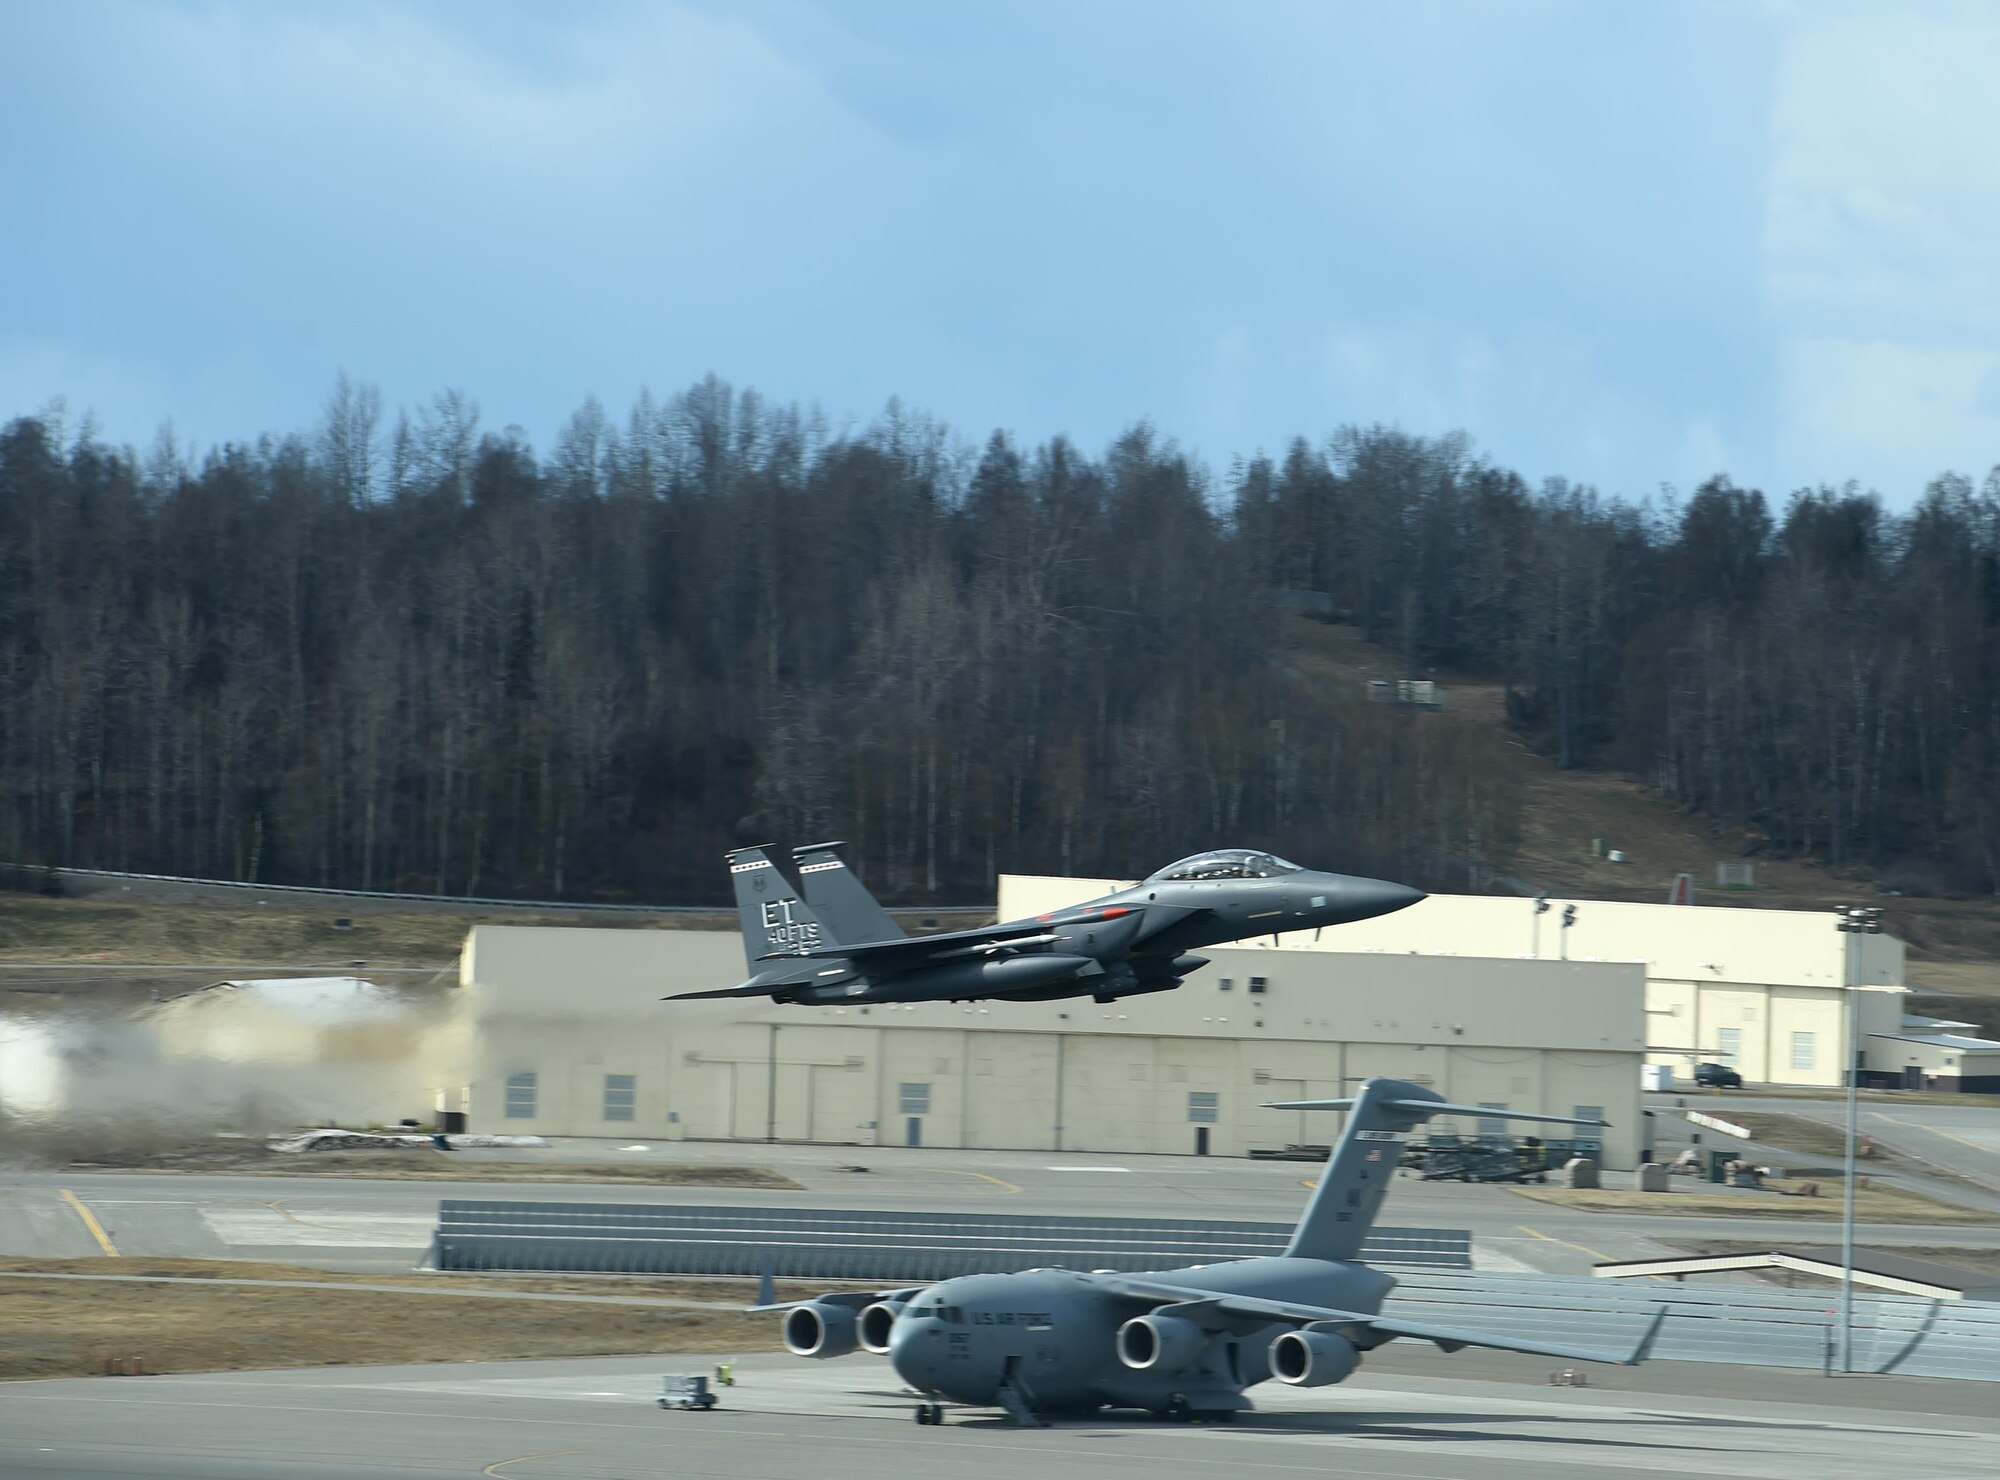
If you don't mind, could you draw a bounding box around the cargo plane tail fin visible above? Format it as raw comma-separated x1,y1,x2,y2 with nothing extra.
1268,1079,1609,1263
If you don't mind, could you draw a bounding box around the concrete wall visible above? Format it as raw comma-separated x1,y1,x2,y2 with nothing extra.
461,925,1646,1165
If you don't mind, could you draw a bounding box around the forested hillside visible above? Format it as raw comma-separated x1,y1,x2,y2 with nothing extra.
2,379,1996,902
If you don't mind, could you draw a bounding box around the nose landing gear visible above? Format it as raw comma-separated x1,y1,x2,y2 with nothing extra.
913,1402,945,1425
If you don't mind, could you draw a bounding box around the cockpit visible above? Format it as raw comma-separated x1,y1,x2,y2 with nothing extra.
1147,849,1304,882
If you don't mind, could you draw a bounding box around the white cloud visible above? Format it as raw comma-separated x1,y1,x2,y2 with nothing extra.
1776,337,2000,493
115,1,887,196
1764,8,2000,490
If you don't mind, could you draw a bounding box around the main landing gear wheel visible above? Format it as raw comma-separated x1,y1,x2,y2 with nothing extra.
1162,1395,1193,1423
913,1402,945,1425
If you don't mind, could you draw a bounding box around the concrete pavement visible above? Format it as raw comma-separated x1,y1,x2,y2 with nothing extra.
7,1133,1999,1279
3,1346,1996,1480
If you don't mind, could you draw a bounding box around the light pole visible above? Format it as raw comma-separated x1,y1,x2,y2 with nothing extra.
1531,895,1549,958
1560,902,1578,961
1835,904,1884,1374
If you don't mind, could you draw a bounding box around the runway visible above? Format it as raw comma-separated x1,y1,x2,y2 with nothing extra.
10,1132,2000,1277
3,1346,1996,1479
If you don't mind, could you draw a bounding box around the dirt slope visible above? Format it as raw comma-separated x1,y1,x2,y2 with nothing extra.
1284,619,2000,996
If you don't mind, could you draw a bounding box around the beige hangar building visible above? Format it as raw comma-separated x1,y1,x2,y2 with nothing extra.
460,874,1664,1168
453,876,1921,1169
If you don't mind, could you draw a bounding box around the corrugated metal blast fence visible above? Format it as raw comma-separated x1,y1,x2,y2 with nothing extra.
430,1200,1470,1281
1382,1269,2000,1383
430,1201,2000,1382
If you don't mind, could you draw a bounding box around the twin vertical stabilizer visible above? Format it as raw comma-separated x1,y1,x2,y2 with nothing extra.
792,842,904,946
727,847,826,969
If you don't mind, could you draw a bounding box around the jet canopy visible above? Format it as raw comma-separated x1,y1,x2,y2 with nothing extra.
1147,849,1303,882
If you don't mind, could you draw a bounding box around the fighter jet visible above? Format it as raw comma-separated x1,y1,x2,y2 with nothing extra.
762,1078,1664,1425
665,843,1425,1008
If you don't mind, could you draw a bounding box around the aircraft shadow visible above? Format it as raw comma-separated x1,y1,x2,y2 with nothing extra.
927,1405,1902,1453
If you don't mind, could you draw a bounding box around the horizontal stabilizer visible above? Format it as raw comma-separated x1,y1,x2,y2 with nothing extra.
1264,1097,1610,1127
663,983,786,1002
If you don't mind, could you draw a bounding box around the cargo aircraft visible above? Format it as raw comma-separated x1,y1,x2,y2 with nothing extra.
665,844,1425,1008
762,1078,1663,1424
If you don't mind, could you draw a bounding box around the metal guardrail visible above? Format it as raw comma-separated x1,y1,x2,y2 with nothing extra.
7,863,991,919
1383,1270,2000,1382
430,1201,1472,1281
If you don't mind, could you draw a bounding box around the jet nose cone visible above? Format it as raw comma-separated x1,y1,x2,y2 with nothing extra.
887,1311,931,1387
1335,876,1427,922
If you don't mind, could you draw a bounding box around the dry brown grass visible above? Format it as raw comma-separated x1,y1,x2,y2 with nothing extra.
0,1257,854,1303
1512,1181,1994,1224
0,890,992,994
63,1148,803,1188
1732,1112,1878,1161
0,1263,783,1380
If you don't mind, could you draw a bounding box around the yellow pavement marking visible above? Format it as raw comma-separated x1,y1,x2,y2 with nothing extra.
1300,1178,1318,1190
60,1188,119,1257
938,1170,1020,1194
485,1448,587,1476
266,1199,304,1224
1519,1224,1621,1266
1872,1112,1992,1156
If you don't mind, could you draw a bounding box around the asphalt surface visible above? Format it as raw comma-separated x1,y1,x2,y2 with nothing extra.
8,1132,2000,1279
3,1347,1995,1479
1705,1093,2000,1195
1644,1094,2000,1217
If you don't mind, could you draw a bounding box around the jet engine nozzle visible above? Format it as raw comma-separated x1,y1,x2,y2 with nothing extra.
1116,1313,1207,1372
1271,1326,1360,1387
782,1302,860,1359
857,1299,906,1354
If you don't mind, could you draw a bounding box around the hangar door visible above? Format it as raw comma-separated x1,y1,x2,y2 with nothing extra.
964,1034,1059,1151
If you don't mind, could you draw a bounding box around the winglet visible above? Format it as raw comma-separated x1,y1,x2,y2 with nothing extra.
1625,1306,1668,1366
755,1257,775,1310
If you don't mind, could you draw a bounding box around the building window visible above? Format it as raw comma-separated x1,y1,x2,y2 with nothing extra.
1477,1102,1508,1138
899,1082,930,1115
1248,976,1269,995
1790,1032,1816,1072
1716,1027,1742,1066
1187,1091,1219,1124
504,1072,537,1119
604,1074,636,1122
1217,977,1234,991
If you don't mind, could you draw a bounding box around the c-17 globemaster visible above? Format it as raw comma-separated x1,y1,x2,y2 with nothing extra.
666,844,1425,1008
762,1078,1664,1425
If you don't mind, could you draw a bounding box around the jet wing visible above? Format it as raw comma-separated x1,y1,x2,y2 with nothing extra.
754,918,1074,969
747,1286,925,1314
1088,1275,1664,1366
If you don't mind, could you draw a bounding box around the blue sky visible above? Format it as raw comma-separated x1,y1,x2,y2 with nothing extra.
3,0,1997,504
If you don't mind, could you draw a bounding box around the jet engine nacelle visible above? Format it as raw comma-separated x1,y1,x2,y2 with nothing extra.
857,1299,907,1354
782,1302,859,1359
1116,1313,1208,1371
1270,1327,1360,1387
